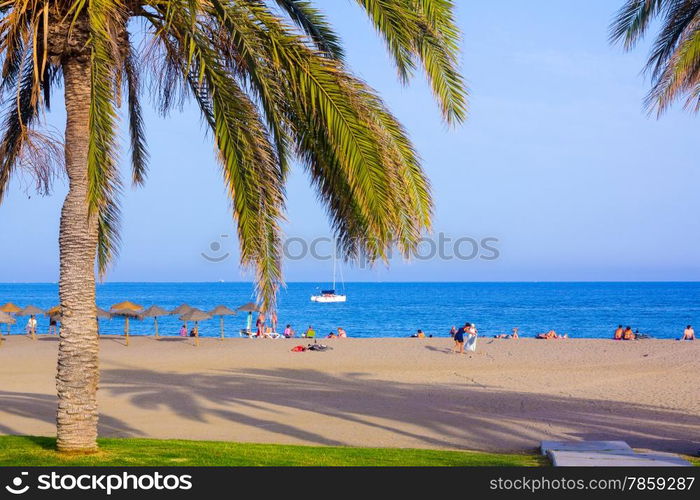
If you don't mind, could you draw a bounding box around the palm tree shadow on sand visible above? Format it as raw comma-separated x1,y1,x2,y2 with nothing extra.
90,368,700,454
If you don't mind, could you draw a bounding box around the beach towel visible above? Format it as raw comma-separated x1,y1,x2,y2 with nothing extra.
291,345,306,352
307,344,332,351
466,334,477,352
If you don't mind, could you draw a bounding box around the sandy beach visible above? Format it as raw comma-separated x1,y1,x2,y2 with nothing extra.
0,336,698,454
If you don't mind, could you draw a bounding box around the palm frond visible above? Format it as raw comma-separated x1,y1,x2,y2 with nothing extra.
610,0,667,49
273,0,344,59
611,0,700,114
123,34,148,186
87,0,125,275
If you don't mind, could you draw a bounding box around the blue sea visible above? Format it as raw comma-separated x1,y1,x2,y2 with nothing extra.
0,282,698,339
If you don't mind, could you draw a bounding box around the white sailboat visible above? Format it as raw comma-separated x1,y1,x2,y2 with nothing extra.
311,247,346,303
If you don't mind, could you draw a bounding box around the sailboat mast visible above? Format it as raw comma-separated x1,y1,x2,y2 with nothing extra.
332,241,337,290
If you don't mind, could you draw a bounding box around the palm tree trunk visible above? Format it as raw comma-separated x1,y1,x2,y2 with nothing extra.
56,56,100,453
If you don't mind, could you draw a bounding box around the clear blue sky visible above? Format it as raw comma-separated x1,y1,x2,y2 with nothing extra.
1,1,698,283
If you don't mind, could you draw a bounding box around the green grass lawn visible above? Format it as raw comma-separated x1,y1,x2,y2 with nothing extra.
0,435,546,466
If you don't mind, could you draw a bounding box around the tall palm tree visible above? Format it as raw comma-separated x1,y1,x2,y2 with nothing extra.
0,0,466,452
611,0,700,114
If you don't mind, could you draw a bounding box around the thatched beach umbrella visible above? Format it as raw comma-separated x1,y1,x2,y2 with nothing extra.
209,305,237,340
96,307,111,336
237,302,261,332
0,303,20,335
0,302,21,314
170,303,193,315
179,308,212,346
0,311,16,344
110,301,144,346
17,305,44,340
142,306,169,338
170,304,193,330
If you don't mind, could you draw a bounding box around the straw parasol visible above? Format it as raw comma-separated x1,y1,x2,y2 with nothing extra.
0,302,21,314
237,302,261,333
209,305,237,340
0,311,16,344
170,303,193,315
170,303,193,330
96,307,111,319
17,305,44,340
110,301,144,346
18,305,44,316
142,305,170,338
179,308,212,346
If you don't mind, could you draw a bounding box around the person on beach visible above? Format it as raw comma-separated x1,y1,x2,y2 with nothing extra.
623,326,635,340
465,323,478,351
179,324,187,337
270,311,278,333
681,325,695,341
452,324,466,353
449,326,457,338
411,329,426,338
537,329,566,339
255,314,265,337
25,315,37,336
614,325,624,340
283,324,295,338
189,327,197,337
327,331,337,338
48,317,58,335
511,328,519,339
303,326,316,338
337,327,347,338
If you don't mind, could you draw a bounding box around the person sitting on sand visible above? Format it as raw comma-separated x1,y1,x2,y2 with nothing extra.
511,327,519,339
303,326,316,338
327,331,337,338
283,324,295,338
623,326,635,340
337,327,347,338
614,325,624,340
179,324,187,337
189,326,197,338
255,314,265,337
681,325,695,341
411,329,426,338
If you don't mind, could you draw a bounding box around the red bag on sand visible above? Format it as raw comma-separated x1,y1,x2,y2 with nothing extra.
291,345,306,352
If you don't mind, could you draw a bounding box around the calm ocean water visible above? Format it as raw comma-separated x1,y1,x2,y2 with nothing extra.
0,282,698,339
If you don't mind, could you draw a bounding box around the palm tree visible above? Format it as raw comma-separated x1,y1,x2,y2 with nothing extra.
610,0,700,114
0,0,466,452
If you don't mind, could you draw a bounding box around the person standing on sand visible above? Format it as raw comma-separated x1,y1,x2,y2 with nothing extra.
25,315,37,336
614,325,624,340
452,323,467,354
48,317,58,335
682,325,695,341
449,326,457,337
270,311,278,333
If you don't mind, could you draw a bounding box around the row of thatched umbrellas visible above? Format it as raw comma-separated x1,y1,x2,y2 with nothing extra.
0,301,262,347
